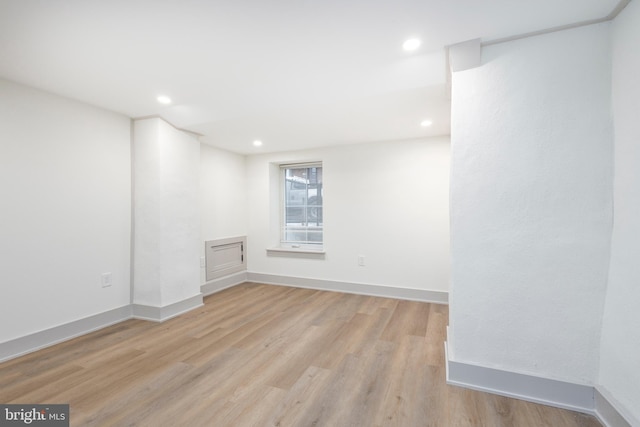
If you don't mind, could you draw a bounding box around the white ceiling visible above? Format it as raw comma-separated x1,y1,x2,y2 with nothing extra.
0,0,620,154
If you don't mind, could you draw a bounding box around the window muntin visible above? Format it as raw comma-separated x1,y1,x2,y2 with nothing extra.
281,163,323,248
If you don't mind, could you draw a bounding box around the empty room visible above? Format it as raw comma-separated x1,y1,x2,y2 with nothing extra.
0,0,638,426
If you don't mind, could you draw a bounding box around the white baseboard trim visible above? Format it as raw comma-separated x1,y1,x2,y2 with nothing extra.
201,271,248,296
247,272,448,304
594,386,637,427
0,274,444,363
0,305,132,363
132,293,204,322
445,349,594,413
0,292,207,362
445,341,637,426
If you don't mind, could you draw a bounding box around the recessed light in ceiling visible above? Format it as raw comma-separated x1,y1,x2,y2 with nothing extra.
403,38,421,52
253,140,263,147
421,119,433,127
157,95,172,105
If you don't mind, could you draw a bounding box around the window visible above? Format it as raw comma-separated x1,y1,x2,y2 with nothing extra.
281,162,323,249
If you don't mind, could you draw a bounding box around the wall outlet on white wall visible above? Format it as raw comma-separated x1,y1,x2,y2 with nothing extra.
200,256,206,268
101,272,112,288
358,255,366,266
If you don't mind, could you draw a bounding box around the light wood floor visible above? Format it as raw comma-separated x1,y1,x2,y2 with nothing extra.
1,282,601,426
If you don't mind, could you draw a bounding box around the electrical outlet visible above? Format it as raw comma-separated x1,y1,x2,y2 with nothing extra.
358,255,366,266
101,272,112,288
200,256,206,268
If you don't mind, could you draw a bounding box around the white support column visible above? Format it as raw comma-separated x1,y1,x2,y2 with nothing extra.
132,117,202,320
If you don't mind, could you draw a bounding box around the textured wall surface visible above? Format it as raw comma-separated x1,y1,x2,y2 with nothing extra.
598,0,640,421
449,23,613,384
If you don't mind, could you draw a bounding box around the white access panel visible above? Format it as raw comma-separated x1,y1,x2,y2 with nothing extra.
205,236,246,281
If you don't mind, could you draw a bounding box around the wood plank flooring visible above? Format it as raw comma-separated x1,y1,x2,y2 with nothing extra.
0,282,602,426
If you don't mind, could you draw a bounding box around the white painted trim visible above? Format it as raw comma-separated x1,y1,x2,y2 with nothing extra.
0,305,132,363
132,293,203,322
445,351,594,413
247,272,448,304
201,271,248,296
266,247,326,256
594,386,637,427
0,293,206,362
445,340,637,425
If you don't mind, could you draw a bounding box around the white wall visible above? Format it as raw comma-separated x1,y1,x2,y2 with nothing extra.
200,145,247,241
0,79,131,343
449,23,613,384
133,118,201,307
598,0,640,421
200,144,248,283
246,137,450,293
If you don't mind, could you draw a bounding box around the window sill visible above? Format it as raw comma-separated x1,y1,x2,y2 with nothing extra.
266,247,326,259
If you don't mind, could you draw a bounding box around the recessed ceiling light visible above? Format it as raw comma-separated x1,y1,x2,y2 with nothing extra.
421,119,433,127
253,140,263,147
403,38,421,52
157,95,172,105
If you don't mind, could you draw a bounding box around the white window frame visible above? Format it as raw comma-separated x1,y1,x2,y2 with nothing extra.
279,161,323,251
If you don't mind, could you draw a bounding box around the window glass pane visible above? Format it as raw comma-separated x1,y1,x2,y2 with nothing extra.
282,165,323,246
